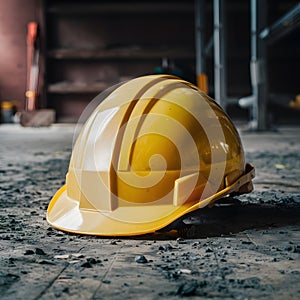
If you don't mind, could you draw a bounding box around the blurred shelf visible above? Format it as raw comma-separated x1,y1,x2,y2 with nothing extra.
43,0,196,119
48,48,195,60
47,2,193,15
48,82,111,94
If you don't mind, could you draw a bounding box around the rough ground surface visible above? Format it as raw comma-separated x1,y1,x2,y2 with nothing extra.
0,124,299,299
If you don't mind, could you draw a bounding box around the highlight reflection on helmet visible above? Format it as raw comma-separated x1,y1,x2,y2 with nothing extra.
47,75,255,236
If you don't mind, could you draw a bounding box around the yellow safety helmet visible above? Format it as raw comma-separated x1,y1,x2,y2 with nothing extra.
47,75,255,236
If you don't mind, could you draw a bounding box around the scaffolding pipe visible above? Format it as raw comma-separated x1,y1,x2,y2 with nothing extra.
250,0,268,130
260,3,300,44
195,0,208,94
213,0,226,108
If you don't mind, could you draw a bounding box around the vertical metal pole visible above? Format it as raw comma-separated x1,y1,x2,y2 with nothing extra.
195,0,208,94
250,0,268,130
213,0,226,108
250,0,258,128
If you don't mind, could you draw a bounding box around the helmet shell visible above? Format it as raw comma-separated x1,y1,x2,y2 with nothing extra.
47,75,254,236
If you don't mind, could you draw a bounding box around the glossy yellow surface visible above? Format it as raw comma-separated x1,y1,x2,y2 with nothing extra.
47,75,255,236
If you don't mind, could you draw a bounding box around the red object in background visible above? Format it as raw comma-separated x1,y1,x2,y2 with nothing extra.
26,22,39,111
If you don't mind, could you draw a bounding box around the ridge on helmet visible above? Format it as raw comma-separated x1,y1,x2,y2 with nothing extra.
47,74,255,236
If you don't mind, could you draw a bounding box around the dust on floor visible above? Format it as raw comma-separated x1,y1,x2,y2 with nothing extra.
0,124,299,299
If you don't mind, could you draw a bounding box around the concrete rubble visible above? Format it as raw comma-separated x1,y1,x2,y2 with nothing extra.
0,124,299,299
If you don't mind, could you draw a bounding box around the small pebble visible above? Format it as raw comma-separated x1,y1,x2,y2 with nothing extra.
54,254,69,259
159,243,174,251
24,250,34,255
135,255,148,264
71,253,84,258
175,282,198,296
87,258,97,264
241,240,252,245
179,269,192,274
102,279,111,284
35,248,46,255
81,262,92,268
38,260,55,265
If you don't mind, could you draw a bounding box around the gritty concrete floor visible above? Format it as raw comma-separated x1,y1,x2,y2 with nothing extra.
0,123,299,299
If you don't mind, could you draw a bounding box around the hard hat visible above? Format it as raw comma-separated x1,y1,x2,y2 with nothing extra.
47,75,255,236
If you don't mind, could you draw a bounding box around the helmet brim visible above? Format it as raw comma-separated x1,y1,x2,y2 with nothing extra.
46,164,254,236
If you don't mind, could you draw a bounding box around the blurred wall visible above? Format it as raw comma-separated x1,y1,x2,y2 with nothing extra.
0,0,37,110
